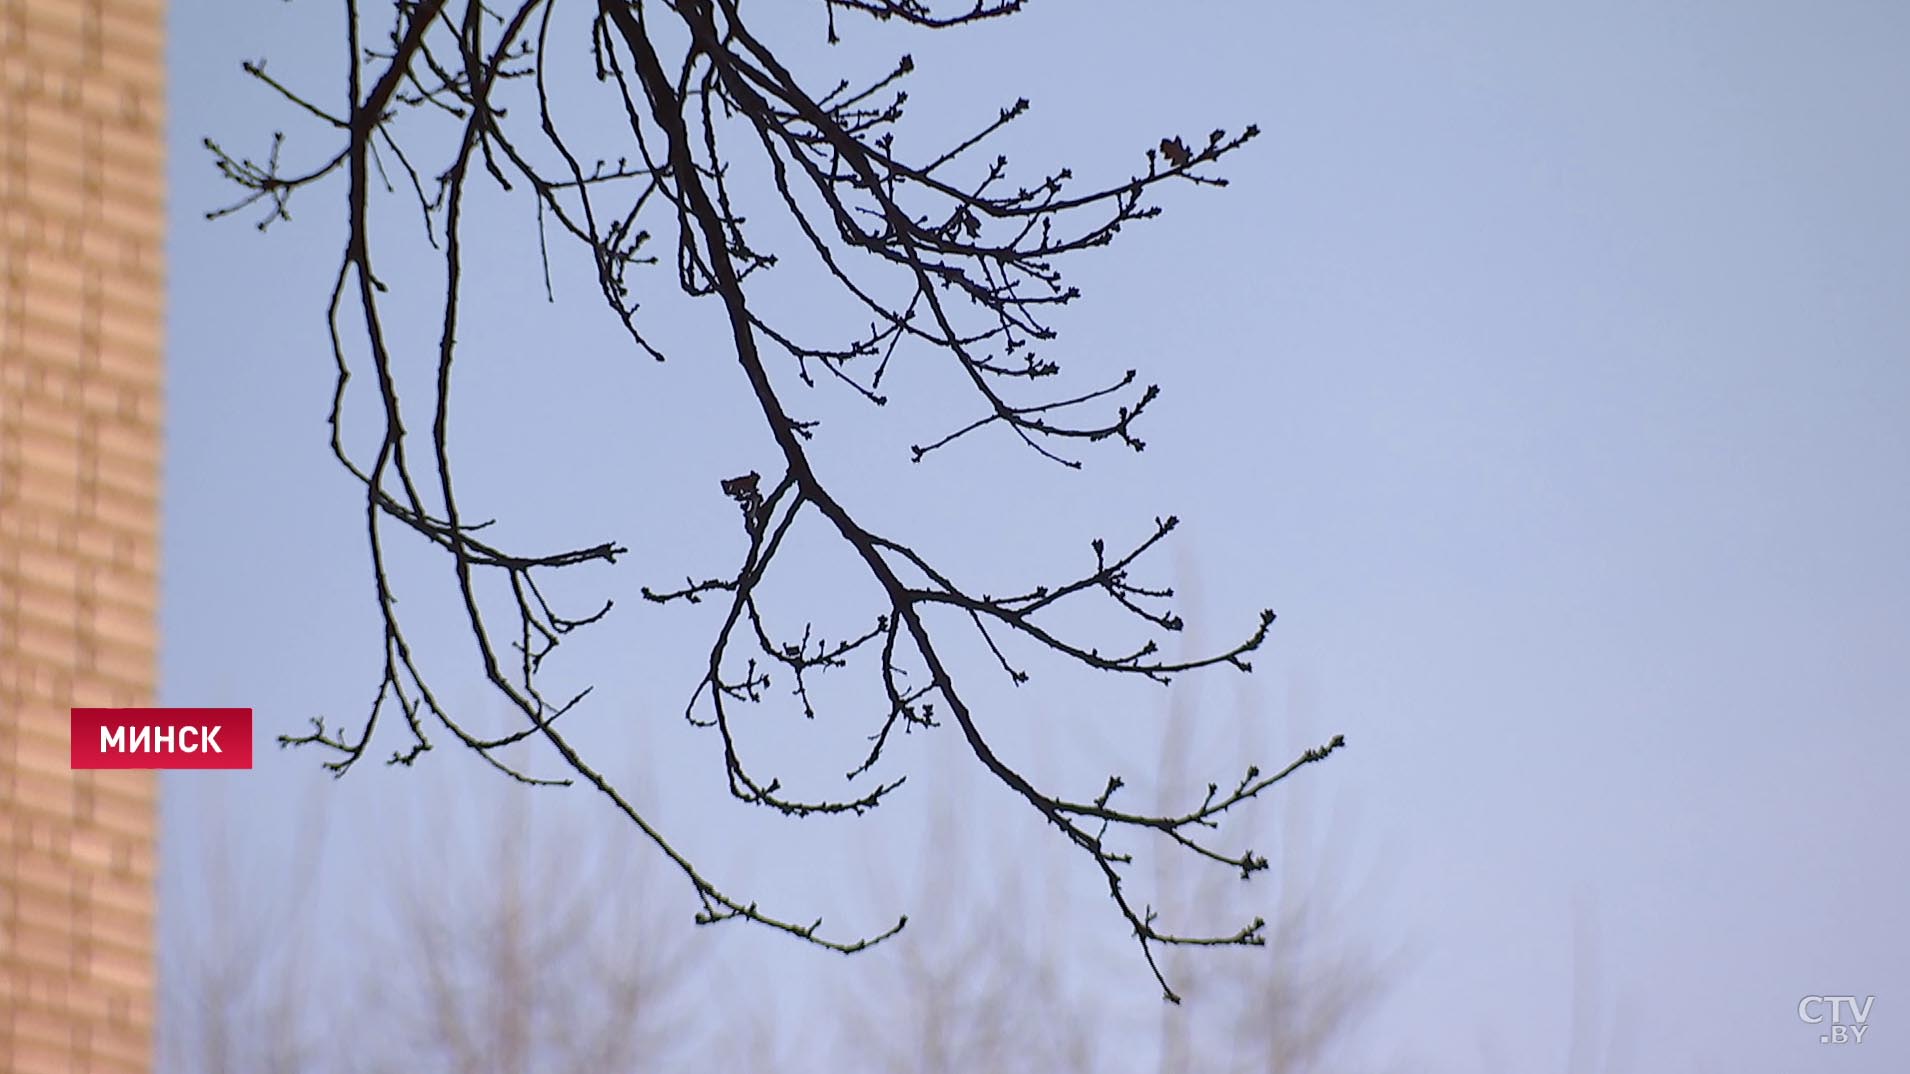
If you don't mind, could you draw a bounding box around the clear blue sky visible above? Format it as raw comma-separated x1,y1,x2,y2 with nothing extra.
162,3,1909,1071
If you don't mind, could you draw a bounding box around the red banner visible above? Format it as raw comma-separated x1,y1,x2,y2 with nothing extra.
70,708,254,769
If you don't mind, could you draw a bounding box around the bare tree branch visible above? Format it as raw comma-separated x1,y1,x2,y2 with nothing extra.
217,0,1340,998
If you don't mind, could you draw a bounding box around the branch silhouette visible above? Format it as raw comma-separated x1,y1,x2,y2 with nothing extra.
214,0,1340,999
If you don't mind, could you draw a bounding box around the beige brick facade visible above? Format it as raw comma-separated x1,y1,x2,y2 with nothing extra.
0,0,164,1065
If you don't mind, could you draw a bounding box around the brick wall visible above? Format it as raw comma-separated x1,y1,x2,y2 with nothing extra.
0,0,164,1065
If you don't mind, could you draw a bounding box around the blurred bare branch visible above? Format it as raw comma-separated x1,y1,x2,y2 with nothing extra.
159,776,332,1074
345,772,702,1074
160,757,704,1073
834,800,1102,1074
